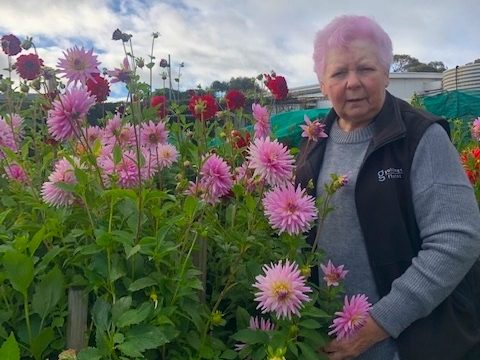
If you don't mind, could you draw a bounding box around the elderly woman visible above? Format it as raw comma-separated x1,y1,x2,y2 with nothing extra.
295,15,480,360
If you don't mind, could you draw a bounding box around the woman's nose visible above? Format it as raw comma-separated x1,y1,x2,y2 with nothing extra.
346,71,361,88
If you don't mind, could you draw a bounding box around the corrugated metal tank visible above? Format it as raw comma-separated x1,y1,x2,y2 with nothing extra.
443,62,480,91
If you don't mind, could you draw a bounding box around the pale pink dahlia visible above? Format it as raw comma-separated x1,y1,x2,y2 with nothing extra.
155,144,178,169
41,159,77,207
47,87,95,141
107,57,132,84
200,154,233,199
253,259,312,319
300,115,328,142
329,294,372,340
0,115,22,157
140,121,168,149
247,137,294,186
252,103,270,139
320,260,348,287
57,46,100,85
262,183,317,235
4,163,28,184
471,117,480,142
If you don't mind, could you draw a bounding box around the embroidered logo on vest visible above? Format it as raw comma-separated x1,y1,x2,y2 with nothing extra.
377,168,404,182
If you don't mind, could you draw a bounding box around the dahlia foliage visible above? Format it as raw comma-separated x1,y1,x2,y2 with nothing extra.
0,31,360,360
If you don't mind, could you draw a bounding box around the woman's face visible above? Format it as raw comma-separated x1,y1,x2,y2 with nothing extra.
320,40,389,131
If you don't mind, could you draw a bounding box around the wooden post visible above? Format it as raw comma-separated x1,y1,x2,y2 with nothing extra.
67,287,88,351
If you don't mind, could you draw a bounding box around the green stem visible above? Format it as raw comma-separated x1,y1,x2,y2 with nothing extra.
170,230,198,305
23,293,32,344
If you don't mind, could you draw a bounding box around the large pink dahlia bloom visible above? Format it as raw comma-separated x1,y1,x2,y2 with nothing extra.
262,183,317,235
41,159,77,207
252,103,270,139
47,87,95,142
253,260,311,319
247,137,294,186
329,294,372,340
57,45,100,85
199,154,233,200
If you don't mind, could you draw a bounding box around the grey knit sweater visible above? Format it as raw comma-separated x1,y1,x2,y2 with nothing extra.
315,120,480,360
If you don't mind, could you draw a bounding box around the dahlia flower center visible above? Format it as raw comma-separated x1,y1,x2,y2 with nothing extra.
349,314,364,327
73,58,86,70
148,133,159,143
273,282,290,301
286,201,298,214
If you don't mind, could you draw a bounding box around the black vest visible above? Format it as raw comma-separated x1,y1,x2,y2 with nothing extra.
295,92,480,360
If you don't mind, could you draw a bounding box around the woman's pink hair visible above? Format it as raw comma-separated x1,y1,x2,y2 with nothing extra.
313,15,393,81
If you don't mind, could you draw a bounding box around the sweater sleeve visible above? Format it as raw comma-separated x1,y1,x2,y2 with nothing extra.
369,123,480,338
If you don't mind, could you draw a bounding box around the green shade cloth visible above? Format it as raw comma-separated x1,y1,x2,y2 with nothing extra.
269,108,331,147
421,90,480,121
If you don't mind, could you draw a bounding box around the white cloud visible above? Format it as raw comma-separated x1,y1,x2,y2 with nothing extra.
0,0,479,97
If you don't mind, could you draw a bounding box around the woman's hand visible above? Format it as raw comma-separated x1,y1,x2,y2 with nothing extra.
321,315,390,360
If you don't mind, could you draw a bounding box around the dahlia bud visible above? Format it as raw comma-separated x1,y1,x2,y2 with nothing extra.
58,349,77,360
159,59,168,68
135,57,145,68
288,324,299,338
300,265,311,278
31,78,41,91
194,100,206,115
161,72,167,80
21,37,33,50
112,28,123,41
152,32,160,39
183,160,191,168
175,173,183,182
210,310,226,326
0,82,7,92
20,83,29,93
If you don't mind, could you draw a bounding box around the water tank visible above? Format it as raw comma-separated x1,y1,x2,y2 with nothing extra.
442,63,480,91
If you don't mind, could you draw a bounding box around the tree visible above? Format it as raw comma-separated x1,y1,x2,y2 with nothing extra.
392,54,446,73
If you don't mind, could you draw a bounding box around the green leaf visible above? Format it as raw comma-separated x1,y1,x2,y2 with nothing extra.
0,333,20,360
128,277,157,292
287,341,298,357
92,298,111,332
77,347,103,360
113,144,122,164
235,307,251,330
30,328,54,360
299,319,322,330
111,296,132,325
297,342,319,360
32,267,64,320
232,329,269,345
117,324,170,357
221,349,238,359
184,196,200,219
0,209,11,226
28,226,46,256
3,251,34,295
116,302,152,328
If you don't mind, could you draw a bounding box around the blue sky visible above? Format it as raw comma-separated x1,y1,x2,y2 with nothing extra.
1,0,479,101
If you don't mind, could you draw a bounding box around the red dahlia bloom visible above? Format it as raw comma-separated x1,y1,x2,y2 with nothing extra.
225,89,246,111
460,147,480,184
15,53,44,80
1,34,22,56
150,95,168,118
86,73,111,103
264,74,289,100
188,94,218,121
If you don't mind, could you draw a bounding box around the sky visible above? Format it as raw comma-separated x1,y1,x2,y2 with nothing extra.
0,0,479,101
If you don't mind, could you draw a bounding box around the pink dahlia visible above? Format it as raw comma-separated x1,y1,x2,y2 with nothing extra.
300,115,328,142
47,87,96,142
102,114,123,144
225,89,246,111
471,117,480,142
4,163,28,184
252,103,270,139
320,260,348,287
107,57,132,84
329,294,372,340
155,143,178,169
140,121,168,150
41,159,77,207
247,137,295,186
1,34,22,56
0,115,21,157
262,183,317,235
86,73,110,103
57,46,100,85
253,259,312,319
98,151,142,188
235,316,275,351
199,154,233,199
15,53,44,80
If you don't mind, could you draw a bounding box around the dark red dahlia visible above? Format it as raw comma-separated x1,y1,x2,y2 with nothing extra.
150,95,168,118
1,34,22,56
15,53,44,80
230,129,251,149
225,89,246,111
264,73,289,100
188,94,218,121
86,73,111,103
